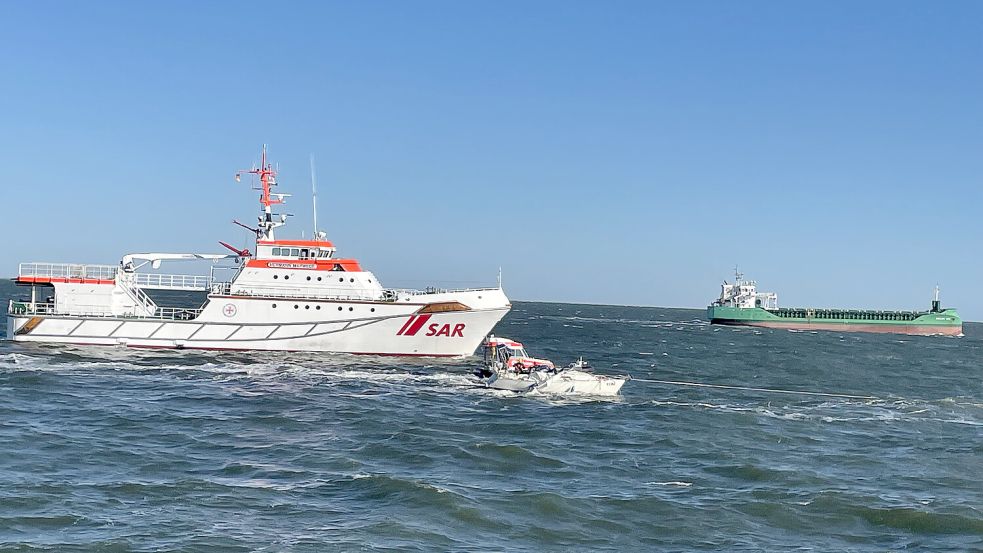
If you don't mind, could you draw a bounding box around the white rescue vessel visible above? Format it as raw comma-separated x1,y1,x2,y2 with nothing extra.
478,336,628,396
6,147,511,356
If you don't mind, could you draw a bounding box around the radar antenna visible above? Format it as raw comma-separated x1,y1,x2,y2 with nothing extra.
234,145,287,241
310,154,323,240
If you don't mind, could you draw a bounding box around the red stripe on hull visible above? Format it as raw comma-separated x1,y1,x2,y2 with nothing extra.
402,314,432,336
712,320,962,336
396,316,417,336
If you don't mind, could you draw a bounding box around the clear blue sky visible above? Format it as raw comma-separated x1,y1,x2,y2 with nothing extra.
3,2,982,317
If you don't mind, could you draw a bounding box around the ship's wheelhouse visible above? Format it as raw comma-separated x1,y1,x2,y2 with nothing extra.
256,242,337,261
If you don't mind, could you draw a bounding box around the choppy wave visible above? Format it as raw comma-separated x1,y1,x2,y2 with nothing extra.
2,298,982,551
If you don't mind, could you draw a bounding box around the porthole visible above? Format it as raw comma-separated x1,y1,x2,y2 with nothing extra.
339,277,344,282
307,276,312,281
317,277,322,281
294,305,299,309
338,306,343,311
316,305,321,310
348,307,354,311
305,305,310,310
371,308,375,312
273,275,279,279
272,303,277,308
284,275,290,280
350,278,355,283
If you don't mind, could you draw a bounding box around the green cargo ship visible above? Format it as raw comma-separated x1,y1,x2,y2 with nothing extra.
707,271,962,336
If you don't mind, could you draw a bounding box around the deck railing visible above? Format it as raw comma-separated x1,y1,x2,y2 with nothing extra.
130,273,214,291
18,262,118,281
17,263,216,292
7,300,202,321
209,282,499,302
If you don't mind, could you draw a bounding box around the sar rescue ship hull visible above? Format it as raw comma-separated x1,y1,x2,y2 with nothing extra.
7,290,510,356
707,306,962,337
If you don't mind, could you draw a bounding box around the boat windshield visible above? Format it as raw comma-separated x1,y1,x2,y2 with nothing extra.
496,345,527,363
483,339,528,366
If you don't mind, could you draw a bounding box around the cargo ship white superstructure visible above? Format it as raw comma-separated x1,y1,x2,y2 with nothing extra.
6,148,511,355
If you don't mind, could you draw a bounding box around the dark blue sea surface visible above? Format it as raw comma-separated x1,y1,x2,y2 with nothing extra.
1,281,981,551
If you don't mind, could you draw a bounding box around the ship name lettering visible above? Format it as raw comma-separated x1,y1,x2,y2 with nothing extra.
268,262,317,269
426,323,465,337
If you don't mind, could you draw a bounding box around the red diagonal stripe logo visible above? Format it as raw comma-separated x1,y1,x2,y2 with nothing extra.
402,314,432,336
396,315,417,336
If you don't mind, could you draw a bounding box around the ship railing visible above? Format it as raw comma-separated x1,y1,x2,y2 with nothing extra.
207,282,500,302
387,286,500,298
17,262,118,281
211,282,384,302
7,300,203,321
131,272,214,291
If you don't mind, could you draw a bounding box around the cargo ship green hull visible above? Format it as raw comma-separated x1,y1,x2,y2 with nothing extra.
707,306,962,336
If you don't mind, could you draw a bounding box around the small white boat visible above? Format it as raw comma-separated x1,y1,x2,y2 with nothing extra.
478,336,628,397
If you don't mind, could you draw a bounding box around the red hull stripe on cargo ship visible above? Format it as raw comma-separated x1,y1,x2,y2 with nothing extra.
712,320,963,336
397,314,432,336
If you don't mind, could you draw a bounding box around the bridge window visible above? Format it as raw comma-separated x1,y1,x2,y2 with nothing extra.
291,248,300,256
301,248,309,258
273,248,281,256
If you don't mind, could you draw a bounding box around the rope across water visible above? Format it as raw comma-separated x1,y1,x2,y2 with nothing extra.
631,377,878,400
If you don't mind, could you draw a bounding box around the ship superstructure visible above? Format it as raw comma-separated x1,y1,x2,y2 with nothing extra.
707,270,962,336
7,148,511,355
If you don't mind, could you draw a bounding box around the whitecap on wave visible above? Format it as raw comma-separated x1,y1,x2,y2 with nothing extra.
645,481,693,487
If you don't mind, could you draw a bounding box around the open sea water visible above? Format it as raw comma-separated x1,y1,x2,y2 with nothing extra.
1,280,981,551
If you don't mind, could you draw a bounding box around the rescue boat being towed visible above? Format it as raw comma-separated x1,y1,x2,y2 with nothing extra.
6,147,511,356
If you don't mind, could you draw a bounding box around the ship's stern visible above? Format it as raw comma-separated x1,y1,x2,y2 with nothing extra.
6,301,20,341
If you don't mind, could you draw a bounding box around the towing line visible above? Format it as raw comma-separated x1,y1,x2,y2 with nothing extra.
631,378,878,400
